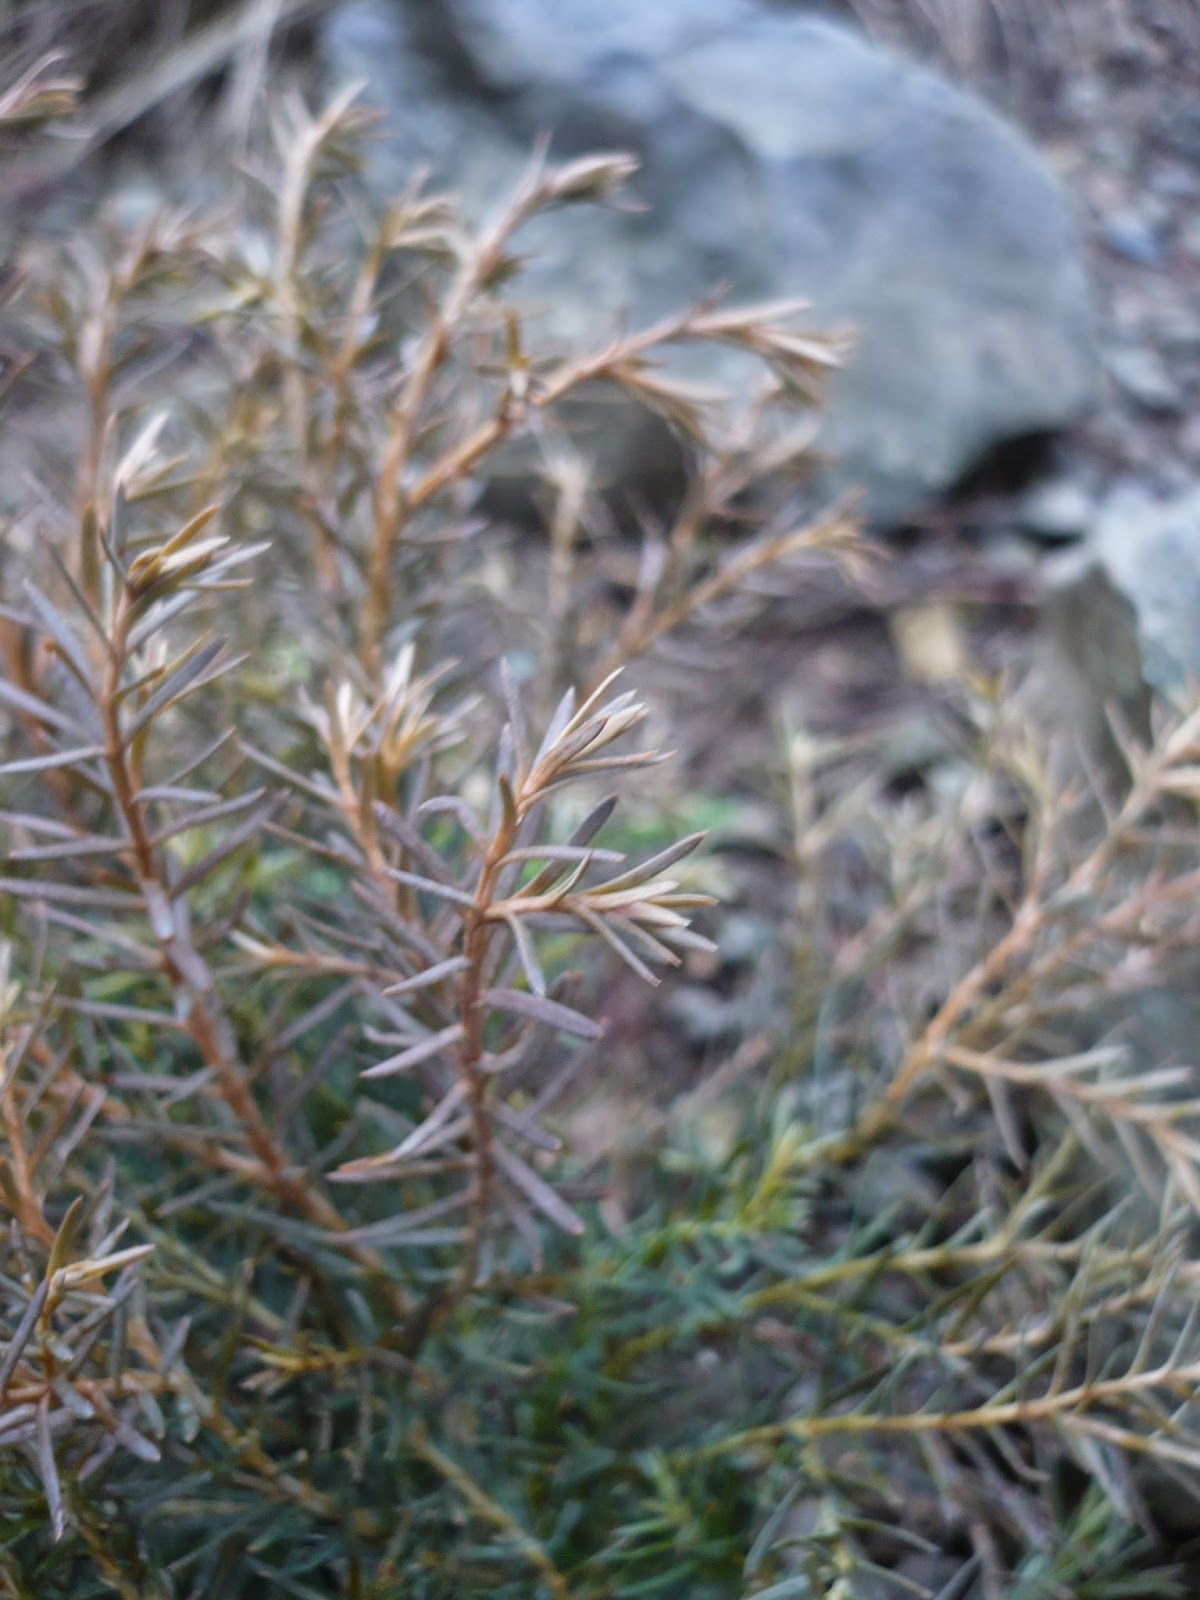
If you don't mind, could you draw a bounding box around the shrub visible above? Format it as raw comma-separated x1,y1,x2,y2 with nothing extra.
1,86,1199,1599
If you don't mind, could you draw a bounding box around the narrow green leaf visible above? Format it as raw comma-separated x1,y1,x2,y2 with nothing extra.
0,877,140,908
493,1142,584,1235
24,582,94,689
5,832,126,862
156,503,222,562
504,913,546,997
593,832,706,894
0,1278,50,1399
148,785,268,845
36,1396,65,1540
45,1196,86,1288
0,677,87,737
123,638,239,741
170,796,281,895
481,985,603,1039
361,1022,466,1079
0,745,105,776
384,866,477,909
381,956,470,998
125,587,202,653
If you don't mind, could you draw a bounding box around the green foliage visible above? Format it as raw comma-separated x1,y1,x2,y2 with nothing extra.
1,83,1200,1600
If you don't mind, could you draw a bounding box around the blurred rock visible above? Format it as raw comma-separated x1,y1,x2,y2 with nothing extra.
1146,162,1200,202
1106,345,1184,414
663,984,742,1047
1156,98,1200,166
1040,483,1200,785
1159,308,1200,353
715,912,775,970
323,1,1099,521
1100,210,1165,267
1039,561,1152,794
890,599,971,686
1015,476,1094,543
1089,484,1200,697
876,710,960,784
1181,214,1200,261
1181,414,1200,464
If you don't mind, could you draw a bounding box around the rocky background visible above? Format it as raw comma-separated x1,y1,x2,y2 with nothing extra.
3,0,1198,1050
297,0,1200,1131
4,0,1199,733
3,0,1199,1092
308,0,1199,758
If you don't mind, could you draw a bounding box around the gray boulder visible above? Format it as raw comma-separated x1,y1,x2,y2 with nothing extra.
323,0,1099,520
1038,484,1200,795
1071,485,1200,701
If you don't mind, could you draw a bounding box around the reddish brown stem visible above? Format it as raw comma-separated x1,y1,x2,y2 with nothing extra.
98,590,409,1315
455,811,519,1286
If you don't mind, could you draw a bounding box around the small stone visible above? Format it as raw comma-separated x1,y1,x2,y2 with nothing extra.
1016,477,1093,543
1103,21,1162,70
1107,346,1184,414
1147,161,1200,201
890,600,971,686
1180,414,1200,463
108,179,169,232
715,912,774,970
1092,483,1200,697
1062,75,1103,118
1100,212,1164,268
1093,128,1136,175
1038,555,1154,794
1159,309,1200,352
663,984,740,1047
1156,101,1200,166
1181,215,1200,261
979,530,1040,572
877,711,958,781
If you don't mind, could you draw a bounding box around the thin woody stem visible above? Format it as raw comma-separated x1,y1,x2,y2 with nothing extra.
691,1357,1200,1468
455,797,521,1286
99,588,409,1317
